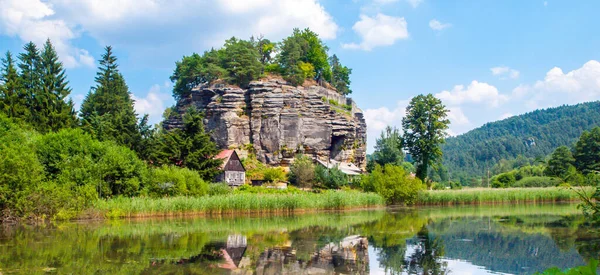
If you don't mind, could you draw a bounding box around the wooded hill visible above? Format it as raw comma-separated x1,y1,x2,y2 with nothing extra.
441,101,600,183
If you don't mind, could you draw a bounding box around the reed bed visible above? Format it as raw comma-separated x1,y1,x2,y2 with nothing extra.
93,190,385,218
417,187,592,205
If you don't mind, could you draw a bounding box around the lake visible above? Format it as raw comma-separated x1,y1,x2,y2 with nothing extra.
0,203,598,274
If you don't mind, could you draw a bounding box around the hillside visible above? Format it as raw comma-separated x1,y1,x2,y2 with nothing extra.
442,101,600,182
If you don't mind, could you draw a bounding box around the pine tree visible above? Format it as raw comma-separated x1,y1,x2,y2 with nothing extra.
80,46,142,151
0,51,29,120
546,146,575,178
39,39,76,132
18,42,43,128
150,107,222,180
329,54,352,95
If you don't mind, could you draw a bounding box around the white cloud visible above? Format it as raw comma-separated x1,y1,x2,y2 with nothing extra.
429,19,451,31
406,0,423,8
511,60,600,110
132,82,175,125
436,80,509,107
0,0,94,68
342,13,409,51
364,100,408,153
51,0,339,51
447,107,470,126
490,66,520,79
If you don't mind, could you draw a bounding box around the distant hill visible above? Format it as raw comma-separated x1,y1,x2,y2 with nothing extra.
442,101,600,182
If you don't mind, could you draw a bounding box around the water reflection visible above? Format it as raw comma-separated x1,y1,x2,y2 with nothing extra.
0,204,598,274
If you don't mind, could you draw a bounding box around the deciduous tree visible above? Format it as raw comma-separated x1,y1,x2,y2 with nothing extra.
402,94,450,181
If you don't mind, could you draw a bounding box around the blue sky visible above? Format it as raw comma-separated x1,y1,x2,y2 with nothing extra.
1,0,600,152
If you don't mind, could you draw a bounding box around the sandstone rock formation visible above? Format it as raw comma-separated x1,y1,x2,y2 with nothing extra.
164,78,367,170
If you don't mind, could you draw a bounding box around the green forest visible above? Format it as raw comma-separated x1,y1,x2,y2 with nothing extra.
441,101,600,184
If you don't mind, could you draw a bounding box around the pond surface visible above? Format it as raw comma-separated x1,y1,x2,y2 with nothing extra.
0,203,599,274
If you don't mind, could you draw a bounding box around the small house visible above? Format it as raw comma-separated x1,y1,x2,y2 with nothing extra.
214,149,246,186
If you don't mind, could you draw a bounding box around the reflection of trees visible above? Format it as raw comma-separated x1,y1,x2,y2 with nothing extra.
404,225,448,275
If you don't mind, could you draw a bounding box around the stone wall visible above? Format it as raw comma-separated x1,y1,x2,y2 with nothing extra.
164,78,367,170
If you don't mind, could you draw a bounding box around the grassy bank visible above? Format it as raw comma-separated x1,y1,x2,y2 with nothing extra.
92,190,385,218
417,187,592,205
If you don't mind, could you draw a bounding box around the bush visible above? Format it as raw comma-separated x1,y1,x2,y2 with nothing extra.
0,129,45,219
208,183,232,196
492,172,516,188
147,166,208,197
35,129,149,198
315,165,347,189
362,164,425,205
512,176,563,188
263,167,287,183
289,155,315,188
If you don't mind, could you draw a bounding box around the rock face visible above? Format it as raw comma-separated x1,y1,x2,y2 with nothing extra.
164,78,367,170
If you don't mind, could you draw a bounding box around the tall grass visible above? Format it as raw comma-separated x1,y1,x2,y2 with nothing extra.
417,187,592,205
93,190,385,218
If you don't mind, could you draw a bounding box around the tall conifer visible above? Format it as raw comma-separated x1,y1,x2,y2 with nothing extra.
80,46,142,150
0,51,29,120
39,39,76,132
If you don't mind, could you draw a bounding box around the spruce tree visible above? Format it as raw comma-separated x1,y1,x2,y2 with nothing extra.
18,42,43,128
80,46,142,150
39,39,76,132
0,51,29,120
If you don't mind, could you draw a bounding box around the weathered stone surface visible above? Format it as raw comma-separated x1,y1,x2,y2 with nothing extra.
164,79,367,170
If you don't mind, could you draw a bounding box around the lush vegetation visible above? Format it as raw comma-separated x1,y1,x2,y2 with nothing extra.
442,101,600,184
535,260,598,275
416,187,588,205
403,94,450,181
361,164,425,205
95,190,384,218
170,28,352,100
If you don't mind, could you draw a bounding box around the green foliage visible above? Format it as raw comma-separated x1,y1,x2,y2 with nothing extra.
329,54,352,95
80,46,144,153
0,51,29,121
170,51,226,99
38,39,77,132
361,164,425,205
370,126,404,170
94,190,384,217
315,165,348,189
492,172,516,188
535,259,598,275
234,185,302,195
146,166,208,197
442,102,600,184
36,128,148,198
263,167,287,183
242,154,269,182
546,146,576,178
573,127,600,174
402,94,450,180
289,154,316,188
278,28,331,85
221,37,263,87
512,176,563,188
417,187,587,205
208,182,232,196
149,107,222,180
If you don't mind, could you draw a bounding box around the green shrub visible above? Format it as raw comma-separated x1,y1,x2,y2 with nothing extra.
264,63,281,74
512,176,562,188
208,183,232,196
362,164,425,205
315,165,347,189
535,259,598,275
263,167,287,183
289,155,315,188
328,99,339,106
147,166,208,197
0,129,45,219
342,104,352,111
492,172,516,188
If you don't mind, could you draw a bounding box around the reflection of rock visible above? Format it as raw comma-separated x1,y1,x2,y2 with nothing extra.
255,235,369,275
